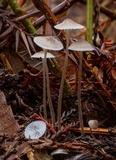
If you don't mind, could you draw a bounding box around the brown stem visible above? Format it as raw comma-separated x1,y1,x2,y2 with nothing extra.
57,30,70,130
78,52,84,136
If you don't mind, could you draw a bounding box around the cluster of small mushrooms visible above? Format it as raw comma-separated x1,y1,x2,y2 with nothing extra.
24,19,99,144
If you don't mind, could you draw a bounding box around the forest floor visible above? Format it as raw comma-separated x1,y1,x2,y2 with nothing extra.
0,0,116,160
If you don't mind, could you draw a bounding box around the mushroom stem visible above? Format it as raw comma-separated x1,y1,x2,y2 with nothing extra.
78,52,84,136
90,128,97,140
57,30,69,129
43,50,47,120
33,36,63,126
44,50,55,126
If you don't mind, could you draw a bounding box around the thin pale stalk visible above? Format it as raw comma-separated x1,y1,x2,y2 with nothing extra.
43,50,47,120
48,59,71,93
78,52,84,136
57,30,69,129
45,53,55,127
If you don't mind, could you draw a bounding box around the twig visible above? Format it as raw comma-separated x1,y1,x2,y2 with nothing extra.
6,0,37,34
33,0,116,27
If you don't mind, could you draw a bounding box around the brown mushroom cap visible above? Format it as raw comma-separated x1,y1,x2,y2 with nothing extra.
54,18,84,30
31,51,55,58
34,36,63,51
68,39,95,51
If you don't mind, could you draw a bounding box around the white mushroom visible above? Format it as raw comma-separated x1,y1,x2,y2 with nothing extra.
68,39,95,136
24,120,46,139
88,120,99,129
68,39,95,51
33,36,63,127
54,19,84,30
88,119,99,139
51,148,68,155
31,51,55,59
34,36,63,51
54,19,84,130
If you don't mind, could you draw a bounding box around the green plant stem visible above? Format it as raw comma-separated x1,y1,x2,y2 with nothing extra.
86,0,93,44
6,0,37,34
45,50,55,127
57,30,69,130
78,52,84,136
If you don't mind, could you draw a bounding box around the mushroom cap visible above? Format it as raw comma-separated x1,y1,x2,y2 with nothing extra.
24,120,46,139
88,120,99,129
54,18,84,30
51,149,68,155
34,36,63,51
68,39,95,51
31,51,55,58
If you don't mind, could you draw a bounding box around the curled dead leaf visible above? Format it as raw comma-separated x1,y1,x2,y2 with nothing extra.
111,67,116,80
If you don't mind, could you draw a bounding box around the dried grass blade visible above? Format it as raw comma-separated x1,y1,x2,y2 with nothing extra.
20,30,32,57
27,36,36,52
0,26,13,40
15,30,20,53
0,53,13,72
0,39,7,49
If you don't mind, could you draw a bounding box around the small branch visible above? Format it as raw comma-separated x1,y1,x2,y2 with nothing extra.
33,0,116,27
100,6,116,20
6,0,37,34
14,10,40,21
13,0,116,30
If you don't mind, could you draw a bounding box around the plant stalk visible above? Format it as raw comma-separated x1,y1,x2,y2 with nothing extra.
48,58,71,93
45,51,55,127
86,0,93,44
6,0,37,34
57,30,69,129
78,52,84,136
43,50,47,120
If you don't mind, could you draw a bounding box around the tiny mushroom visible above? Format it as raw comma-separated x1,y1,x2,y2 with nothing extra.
51,148,68,159
33,36,63,127
54,19,84,129
24,120,46,140
88,119,99,139
32,51,55,125
31,51,55,59
88,119,99,130
68,39,95,136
